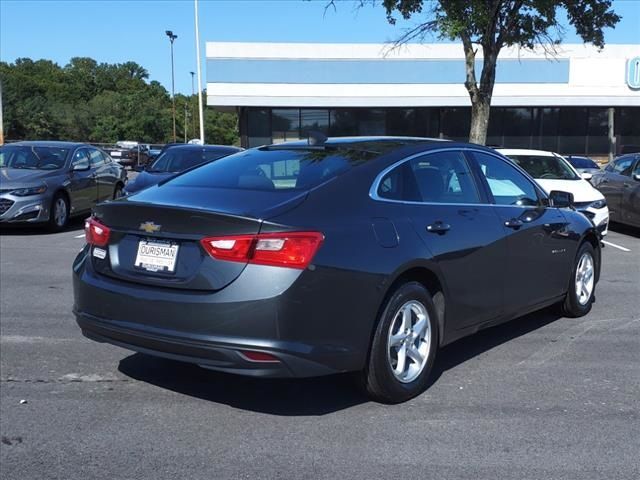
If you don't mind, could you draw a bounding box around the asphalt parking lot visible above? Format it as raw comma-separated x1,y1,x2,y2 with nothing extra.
1,221,638,480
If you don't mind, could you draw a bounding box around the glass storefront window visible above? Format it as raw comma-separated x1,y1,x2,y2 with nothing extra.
300,109,329,137
272,109,300,144
616,107,640,151
558,107,587,154
329,109,358,136
247,109,271,148
440,108,470,142
358,109,386,135
587,108,608,154
502,108,532,148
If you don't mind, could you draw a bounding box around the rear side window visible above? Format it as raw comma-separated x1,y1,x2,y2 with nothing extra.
168,148,377,191
377,150,480,204
471,152,540,206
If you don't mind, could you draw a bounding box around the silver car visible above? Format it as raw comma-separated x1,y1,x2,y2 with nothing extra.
0,141,127,230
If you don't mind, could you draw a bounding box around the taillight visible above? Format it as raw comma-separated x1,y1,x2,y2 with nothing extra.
200,231,324,269
85,217,111,247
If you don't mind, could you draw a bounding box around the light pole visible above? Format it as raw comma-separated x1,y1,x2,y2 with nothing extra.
194,0,205,143
190,71,196,138
165,30,178,143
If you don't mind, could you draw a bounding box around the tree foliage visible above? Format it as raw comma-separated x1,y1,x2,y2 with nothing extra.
358,0,621,144
0,57,239,145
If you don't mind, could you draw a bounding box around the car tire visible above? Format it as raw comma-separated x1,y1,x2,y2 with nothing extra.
361,282,439,404
113,183,124,199
560,242,597,318
48,192,69,232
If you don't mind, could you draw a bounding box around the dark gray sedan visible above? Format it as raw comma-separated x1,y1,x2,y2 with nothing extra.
74,137,601,403
591,153,640,228
0,141,127,230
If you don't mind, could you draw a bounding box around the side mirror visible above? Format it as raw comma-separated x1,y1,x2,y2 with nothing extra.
581,172,593,181
133,165,144,172
72,160,90,171
633,173,640,182
549,190,574,208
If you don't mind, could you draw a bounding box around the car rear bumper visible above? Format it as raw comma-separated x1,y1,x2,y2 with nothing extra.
72,248,369,377
75,310,336,378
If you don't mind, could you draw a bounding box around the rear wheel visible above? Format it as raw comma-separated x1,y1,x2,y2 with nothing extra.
48,193,69,231
113,183,124,199
362,282,439,403
560,242,596,317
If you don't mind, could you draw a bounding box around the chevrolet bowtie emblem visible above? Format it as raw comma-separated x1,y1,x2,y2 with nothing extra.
139,221,161,233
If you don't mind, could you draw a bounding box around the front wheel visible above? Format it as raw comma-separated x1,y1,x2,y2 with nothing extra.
361,282,439,403
560,242,597,317
48,193,69,231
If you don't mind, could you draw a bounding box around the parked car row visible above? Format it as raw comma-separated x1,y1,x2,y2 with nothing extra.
0,141,242,230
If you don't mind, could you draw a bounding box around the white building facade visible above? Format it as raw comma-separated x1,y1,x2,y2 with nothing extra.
206,42,640,156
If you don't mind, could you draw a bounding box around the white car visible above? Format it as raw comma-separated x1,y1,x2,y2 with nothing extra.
498,149,609,236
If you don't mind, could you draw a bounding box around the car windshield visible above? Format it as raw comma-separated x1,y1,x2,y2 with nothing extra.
506,154,579,180
148,148,228,173
0,145,69,170
568,157,600,169
167,147,379,191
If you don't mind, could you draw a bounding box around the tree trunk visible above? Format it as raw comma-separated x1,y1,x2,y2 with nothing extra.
469,98,490,145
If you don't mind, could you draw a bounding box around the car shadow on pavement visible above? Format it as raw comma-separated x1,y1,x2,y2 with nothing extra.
118,307,562,416
0,217,84,235
608,222,639,238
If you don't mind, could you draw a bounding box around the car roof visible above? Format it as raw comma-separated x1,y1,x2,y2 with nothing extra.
277,136,446,148
497,148,558,157
4,140,85,149
163,144,243,152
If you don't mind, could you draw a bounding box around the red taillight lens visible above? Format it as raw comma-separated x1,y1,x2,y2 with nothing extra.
200,231,324,269
84,217,111,247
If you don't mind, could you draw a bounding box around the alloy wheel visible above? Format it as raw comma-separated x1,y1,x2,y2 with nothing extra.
387,300,432,383
54,197,68,227
575,252,595,306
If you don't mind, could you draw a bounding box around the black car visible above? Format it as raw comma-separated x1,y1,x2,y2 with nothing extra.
591,153,640,228
124,144,242,195
73,137,601,403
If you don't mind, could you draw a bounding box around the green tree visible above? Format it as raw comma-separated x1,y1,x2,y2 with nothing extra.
0,57,238,145
349,1,620,144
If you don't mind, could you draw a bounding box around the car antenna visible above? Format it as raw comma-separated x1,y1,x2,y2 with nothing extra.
307,131,328,146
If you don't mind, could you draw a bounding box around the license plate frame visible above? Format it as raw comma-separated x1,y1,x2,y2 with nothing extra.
134,239,179,273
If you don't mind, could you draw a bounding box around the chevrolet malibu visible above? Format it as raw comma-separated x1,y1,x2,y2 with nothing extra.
73,137,601,403
0,141,127,230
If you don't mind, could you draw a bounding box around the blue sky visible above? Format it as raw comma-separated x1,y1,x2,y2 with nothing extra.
1,0,639,95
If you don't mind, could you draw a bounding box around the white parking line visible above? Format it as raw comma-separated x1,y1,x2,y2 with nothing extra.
603,240,631,252
74,234,85,239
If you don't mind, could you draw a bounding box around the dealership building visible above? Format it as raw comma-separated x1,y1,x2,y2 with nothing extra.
206,42,639,157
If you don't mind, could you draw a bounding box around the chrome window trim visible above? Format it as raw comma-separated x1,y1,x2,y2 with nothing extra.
369,146,546,208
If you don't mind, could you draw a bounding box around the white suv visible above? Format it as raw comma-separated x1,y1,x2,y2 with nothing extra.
498,149,609,236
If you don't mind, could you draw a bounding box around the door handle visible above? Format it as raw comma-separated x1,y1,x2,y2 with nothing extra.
504,218,524,229
624,183,632,188
426,221,451,234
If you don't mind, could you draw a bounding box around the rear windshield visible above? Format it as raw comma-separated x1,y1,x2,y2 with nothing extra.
0,145,69,170
568,157,599,169
506,154,579,180
166,147,378,191
149,148,231,173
